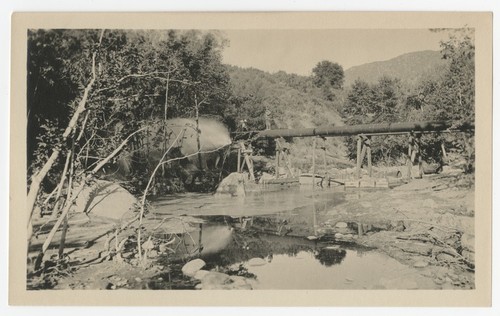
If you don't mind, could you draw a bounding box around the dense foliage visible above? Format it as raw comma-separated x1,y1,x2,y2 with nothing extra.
28,29,232,194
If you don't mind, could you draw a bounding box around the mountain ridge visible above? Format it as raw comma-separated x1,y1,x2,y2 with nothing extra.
344,50,448,88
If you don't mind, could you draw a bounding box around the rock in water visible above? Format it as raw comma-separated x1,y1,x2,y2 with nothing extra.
181,259,206,277
247,257,267,266
214,172,246,197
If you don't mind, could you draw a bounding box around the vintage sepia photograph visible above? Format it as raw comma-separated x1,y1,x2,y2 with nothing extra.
9,12,492,306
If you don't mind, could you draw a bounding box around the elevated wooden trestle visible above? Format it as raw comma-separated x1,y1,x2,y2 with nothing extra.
251,121,474,181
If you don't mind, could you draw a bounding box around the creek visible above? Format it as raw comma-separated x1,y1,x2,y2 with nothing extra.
147,187,439,290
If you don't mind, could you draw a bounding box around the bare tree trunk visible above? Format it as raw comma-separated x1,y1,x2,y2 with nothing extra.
164,73,170,124
194,94,203,171
162,74,170,176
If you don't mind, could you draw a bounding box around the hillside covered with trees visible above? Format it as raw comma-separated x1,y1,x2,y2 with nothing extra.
226,64,348,171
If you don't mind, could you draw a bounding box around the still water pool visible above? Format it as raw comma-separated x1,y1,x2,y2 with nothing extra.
228,248,436,290
151,188,438,290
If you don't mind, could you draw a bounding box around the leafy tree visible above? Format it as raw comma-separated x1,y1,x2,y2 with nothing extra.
312,60,344,89
311,60,344,101
373,76,402,122
424,29,474,127
342,79,376,125
340,29,475,169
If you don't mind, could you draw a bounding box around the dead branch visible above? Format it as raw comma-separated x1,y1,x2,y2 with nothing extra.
33,127,144,268
396,235,434,243
76,111,90,142
116,71,184,83
137,128,187,261
135,140,231,262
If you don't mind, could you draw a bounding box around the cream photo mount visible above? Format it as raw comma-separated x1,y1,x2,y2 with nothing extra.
10,12,492,306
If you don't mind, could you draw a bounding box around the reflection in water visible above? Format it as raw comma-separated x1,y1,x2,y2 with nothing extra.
181,224,234,257
235,248,431,290
315,246,347,267
312,193,318,236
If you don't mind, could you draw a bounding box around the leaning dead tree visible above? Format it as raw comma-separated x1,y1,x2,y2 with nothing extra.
33,127,145,269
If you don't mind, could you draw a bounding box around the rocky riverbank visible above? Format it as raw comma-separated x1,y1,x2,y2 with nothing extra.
27,169,475,290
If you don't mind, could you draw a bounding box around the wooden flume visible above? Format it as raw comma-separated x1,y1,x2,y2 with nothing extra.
255,121,473,139
252,120,474,181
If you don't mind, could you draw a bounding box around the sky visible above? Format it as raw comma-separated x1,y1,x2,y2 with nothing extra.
222,29,449,76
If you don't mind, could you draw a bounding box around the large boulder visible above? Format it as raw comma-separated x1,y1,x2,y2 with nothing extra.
214,172,247,197
181,258,206,277
72,180,137,221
